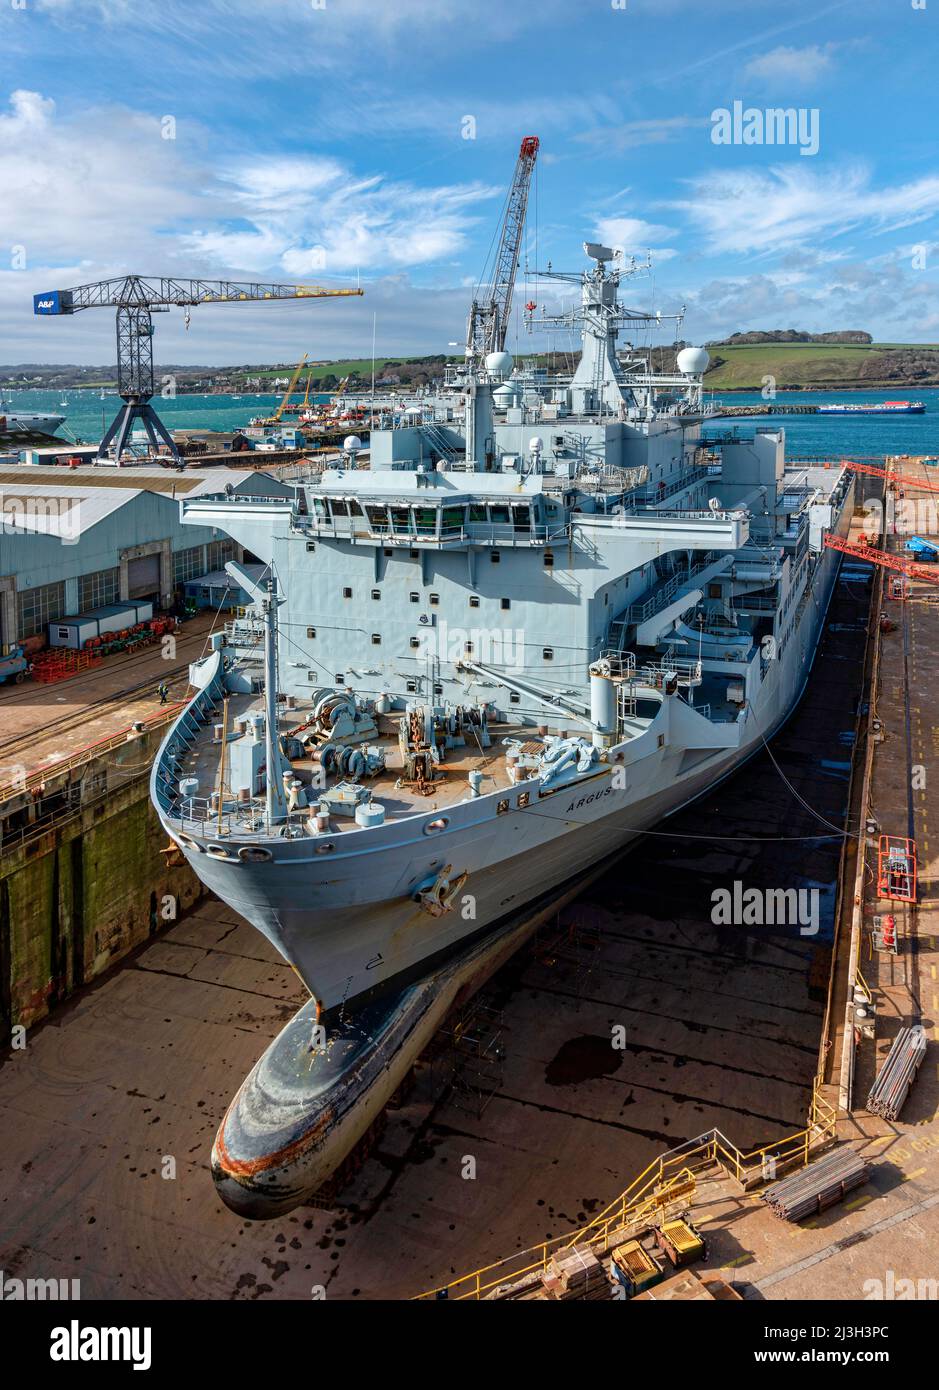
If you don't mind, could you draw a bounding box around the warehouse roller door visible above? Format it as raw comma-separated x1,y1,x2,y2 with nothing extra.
127,553,161,600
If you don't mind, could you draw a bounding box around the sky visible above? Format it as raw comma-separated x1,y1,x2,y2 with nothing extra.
0,0,936,366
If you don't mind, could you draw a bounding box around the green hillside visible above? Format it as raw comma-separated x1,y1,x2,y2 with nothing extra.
704,341,939,391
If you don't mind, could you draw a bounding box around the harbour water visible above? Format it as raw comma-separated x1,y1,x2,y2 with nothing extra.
3,385,937,455
703,387,939,456
0,388,330,443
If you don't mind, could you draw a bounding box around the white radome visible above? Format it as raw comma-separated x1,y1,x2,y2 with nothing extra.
485,349,514,378
343,435,363,452
528,436,544,454
676,346,710,376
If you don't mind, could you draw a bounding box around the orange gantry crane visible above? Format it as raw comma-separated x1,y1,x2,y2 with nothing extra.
823,532,939,584
834,456,939,496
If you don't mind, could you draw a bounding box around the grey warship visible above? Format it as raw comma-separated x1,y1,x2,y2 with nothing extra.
148,140,855,1208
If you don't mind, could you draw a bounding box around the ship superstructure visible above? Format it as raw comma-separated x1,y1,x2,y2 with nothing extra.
152,233,855,1018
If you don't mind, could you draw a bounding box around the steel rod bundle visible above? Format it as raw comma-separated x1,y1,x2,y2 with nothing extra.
761,1149,870,1222
866,1026,928,1120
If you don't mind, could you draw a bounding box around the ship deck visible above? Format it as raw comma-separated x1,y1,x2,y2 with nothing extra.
180,692,579,830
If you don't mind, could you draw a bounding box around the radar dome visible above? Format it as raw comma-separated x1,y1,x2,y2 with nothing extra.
485,350,514,379
343,435,363,452
676,347,710,376
528,436,544,454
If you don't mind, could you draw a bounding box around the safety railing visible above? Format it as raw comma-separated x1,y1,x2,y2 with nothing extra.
415,1076,837,1300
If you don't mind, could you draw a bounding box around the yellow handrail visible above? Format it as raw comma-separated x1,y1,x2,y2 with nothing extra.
415,1076,838,1300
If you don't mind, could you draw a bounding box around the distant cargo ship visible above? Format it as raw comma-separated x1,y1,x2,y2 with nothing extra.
816,400,925,416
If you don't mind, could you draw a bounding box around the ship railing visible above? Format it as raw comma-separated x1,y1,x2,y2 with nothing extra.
625,550,723,623
639,652,703,686
595,650,636,679
624,463,711,508
731,594,777,612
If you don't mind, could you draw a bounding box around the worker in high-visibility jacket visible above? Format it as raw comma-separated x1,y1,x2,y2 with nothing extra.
157,681,169,705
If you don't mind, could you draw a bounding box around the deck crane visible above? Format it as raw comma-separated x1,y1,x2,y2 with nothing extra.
465,136,539,362
33,276,363,464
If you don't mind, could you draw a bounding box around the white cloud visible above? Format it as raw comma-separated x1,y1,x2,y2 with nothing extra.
743,44,837,87
669,165,939,257
593,216,679,266
187,156,498,276
0,86,502,361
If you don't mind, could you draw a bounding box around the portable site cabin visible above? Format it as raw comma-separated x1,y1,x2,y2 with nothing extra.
48,601,154,649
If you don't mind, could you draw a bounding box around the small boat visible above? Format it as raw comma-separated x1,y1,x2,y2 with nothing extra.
816,400,926,416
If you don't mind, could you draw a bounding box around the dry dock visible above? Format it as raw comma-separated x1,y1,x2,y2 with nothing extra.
1,533,903,1301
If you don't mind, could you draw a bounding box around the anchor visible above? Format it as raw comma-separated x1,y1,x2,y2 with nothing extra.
412,864,468,918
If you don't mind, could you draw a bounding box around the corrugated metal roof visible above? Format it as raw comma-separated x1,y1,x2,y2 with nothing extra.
0,484,143,535
0,465,286,496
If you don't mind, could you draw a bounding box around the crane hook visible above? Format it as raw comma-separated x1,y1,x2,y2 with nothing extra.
183,309,191,331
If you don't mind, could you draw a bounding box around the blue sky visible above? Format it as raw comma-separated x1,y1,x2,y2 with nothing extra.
1,0,937,364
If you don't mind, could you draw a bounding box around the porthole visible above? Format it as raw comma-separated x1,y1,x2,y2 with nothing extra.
239,846,272,863
206,843,235,860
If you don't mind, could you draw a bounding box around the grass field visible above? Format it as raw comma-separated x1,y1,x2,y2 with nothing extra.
704,341,939,390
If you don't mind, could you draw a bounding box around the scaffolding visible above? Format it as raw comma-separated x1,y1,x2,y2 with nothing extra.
532,905,604,1007
443,999,506,1119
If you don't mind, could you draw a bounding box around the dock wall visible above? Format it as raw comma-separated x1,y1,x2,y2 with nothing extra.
0,730,204,1035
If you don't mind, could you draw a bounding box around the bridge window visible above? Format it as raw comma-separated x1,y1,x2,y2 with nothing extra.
330,500,349,517
469,504,488,524
490,504,510,525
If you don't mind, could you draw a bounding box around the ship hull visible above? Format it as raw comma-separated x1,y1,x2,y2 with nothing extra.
167,531,847,1013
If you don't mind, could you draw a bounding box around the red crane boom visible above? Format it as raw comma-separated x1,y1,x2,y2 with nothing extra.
823,532,939,584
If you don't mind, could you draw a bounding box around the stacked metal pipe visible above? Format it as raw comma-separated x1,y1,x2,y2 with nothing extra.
761,1149,870,1222
867,1026,928,1121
